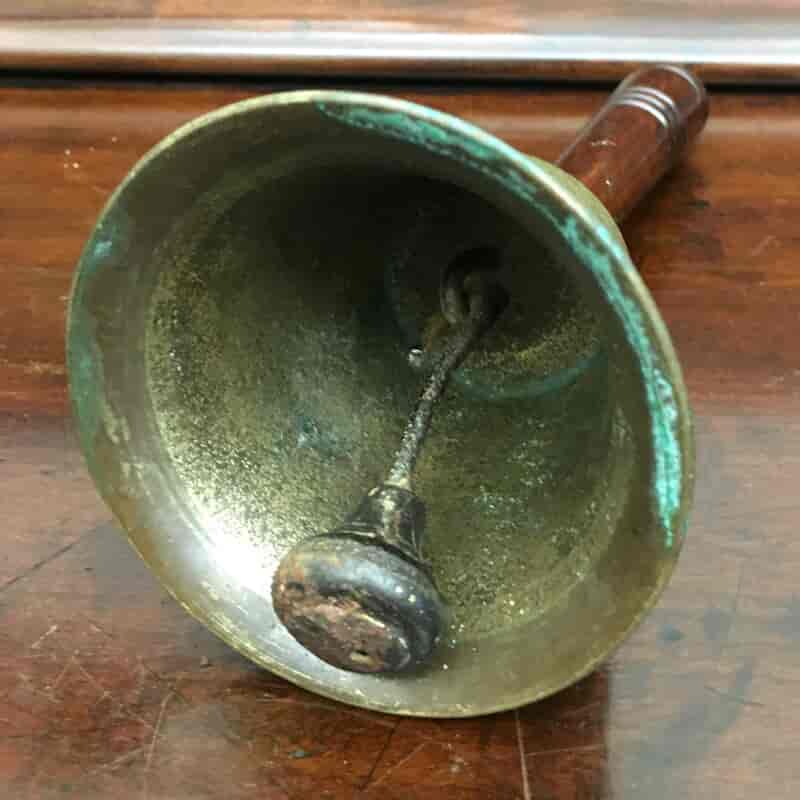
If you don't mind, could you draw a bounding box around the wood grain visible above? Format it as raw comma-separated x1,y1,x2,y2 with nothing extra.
1,4,800,84
1,79,800,798
558,65,709,222
0,0,152,18
1,0,797,25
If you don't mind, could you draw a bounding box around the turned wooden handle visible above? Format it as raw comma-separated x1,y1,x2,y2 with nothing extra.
557,65,709,223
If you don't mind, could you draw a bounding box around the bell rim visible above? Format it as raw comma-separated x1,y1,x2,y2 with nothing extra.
66,89,694,717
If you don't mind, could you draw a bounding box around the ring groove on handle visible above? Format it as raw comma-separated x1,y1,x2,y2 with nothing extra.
557,64,709,223
615,86,686,152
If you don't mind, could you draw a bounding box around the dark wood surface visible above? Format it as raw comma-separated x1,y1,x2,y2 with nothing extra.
0,0,792,23
2,78,800,799
2,2,800,84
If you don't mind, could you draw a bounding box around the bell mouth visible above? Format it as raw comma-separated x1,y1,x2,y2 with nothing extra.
68,90,692,716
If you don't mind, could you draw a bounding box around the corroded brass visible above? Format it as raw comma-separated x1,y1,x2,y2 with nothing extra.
68,89,694,717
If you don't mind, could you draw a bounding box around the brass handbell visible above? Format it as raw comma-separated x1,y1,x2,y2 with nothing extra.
68,65,707,716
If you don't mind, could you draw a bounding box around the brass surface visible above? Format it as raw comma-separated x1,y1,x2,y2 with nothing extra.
67,92,693,716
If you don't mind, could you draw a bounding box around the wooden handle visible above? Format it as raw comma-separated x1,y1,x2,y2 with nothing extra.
557,65,709,222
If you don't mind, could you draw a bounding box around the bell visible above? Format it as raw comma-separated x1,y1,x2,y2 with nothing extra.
67,65,707,716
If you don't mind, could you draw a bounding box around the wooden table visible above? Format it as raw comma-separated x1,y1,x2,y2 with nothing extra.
2,78,799,799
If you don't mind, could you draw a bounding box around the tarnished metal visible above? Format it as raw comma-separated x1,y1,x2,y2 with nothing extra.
272,485,441,674
67,90,694,717
272,253,506,673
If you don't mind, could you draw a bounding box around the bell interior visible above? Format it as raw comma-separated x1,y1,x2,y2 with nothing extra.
72,95,680,715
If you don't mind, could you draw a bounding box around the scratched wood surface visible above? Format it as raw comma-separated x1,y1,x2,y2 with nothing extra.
1,80,800,799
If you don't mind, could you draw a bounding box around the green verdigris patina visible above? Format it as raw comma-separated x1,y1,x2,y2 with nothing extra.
67,89,694,716
67,210,133,479
317,99,687,546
